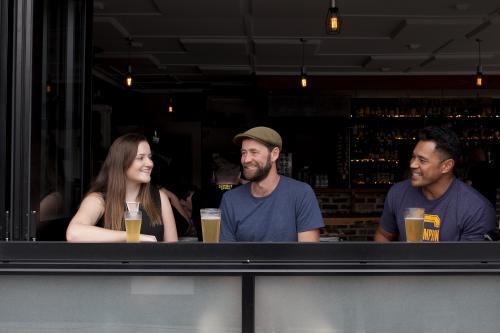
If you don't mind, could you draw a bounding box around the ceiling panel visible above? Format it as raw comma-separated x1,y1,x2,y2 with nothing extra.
339,0,498,16
95,0,160,14
253,17,403,38
117,16,246,37
364,55,430,71
162,65,200,74
252,0,326,18
131,37,186,53
253,0,499,17
152,0,242,17
94,56,161,74
155,53,248,66
420,54,500,72
93,20,130,52
256,54,366,67
438,36,500,54
254,39,319,58
392,18,482,52
472,19,500,41
318,38,427,55
180,39,248,54
92,0,500,89
198,65,252,75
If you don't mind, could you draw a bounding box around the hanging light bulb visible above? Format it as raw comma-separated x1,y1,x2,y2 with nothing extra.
168,97,174,113
326,0,341,34
300,38,308,88
126,65,133,87
475,39,483,88
301,69,307,88
476,70,483,87
125,37,133,87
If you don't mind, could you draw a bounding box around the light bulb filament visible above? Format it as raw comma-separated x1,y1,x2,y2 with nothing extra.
330,17,339,31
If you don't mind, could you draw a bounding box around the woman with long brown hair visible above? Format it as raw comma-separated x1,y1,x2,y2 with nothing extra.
66,133,178,242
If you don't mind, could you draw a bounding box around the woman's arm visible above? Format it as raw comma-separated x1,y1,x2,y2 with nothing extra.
66,193,156,242
160,190,178,242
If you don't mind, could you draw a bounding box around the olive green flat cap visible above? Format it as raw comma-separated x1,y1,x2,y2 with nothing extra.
233,126,282,150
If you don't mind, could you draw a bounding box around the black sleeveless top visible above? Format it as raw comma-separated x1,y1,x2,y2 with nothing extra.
97,187,164,241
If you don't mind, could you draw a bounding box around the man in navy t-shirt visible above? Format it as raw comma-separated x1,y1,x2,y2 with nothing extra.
220,126,324,242
375,126,496,242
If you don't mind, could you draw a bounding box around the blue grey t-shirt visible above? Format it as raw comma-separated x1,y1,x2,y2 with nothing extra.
380,178,496,241
220,176,324,242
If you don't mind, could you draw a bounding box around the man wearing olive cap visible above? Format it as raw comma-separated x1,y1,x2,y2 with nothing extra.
219,126,324,242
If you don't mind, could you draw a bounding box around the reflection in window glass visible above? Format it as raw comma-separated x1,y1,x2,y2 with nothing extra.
37,0,87,241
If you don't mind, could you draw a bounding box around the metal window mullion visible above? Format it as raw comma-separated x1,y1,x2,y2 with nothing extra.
242,273,255,333
10,0,34,241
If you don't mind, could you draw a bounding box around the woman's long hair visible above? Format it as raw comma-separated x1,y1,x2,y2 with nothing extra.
89,133,162,230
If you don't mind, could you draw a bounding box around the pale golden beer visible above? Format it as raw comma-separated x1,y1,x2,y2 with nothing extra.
125,211,142,242
404,207,425,242
405,217,424,242
200,208,221,243
201,217,221,243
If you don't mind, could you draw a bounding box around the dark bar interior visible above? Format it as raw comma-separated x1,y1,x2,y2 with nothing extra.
2,1,500,332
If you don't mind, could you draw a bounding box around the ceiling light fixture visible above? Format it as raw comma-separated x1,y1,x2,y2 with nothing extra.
475,38,483,88
300,38,307,88
326,0,341,34
125,37,133,87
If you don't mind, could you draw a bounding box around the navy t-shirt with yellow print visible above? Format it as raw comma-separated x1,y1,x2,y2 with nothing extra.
380,178,496,241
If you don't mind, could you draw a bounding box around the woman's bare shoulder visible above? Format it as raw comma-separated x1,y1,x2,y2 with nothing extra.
82,192,105,206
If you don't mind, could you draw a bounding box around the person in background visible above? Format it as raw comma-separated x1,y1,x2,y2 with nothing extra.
191,160,241,241
66,133,178,242
375,126,496,242
466,147,497,207
160,186,197,237
178,185,197,221
220,126,324,242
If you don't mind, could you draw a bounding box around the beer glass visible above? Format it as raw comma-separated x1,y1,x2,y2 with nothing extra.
200,208,221,243
404,207,425,242
125,202,142,242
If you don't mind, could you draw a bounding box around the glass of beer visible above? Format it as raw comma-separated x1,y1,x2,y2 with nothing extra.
200,208,221,243
124,204,142,243
404,207,425,242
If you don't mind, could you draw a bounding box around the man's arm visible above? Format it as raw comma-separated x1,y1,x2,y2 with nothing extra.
374,226,398,242
298,229,320,242
295,185,324,241
460,202,497,241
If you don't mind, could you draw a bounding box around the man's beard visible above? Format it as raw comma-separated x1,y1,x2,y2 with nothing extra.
243,155,273,182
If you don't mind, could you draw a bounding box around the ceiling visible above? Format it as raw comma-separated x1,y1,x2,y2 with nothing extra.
92,0,500,92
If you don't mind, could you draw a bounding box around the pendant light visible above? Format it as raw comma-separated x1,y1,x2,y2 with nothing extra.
475,38,483,88
167,97,174,113
326,0,341,34
300,38,307,88
125,37,133,87
126,65,133,87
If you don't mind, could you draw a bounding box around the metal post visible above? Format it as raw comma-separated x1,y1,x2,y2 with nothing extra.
242,274,255,333
10,0,35,240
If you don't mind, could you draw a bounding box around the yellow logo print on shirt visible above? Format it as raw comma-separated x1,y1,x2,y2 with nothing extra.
422,214,441,242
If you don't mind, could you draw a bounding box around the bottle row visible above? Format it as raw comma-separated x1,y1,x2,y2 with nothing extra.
351,172,395,186
296,167,330,188
352,105,500,119
351,127,500,144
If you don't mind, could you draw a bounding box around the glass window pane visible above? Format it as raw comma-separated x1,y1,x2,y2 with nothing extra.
37,0,87,240
0,275,241,332
256,276,500,333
